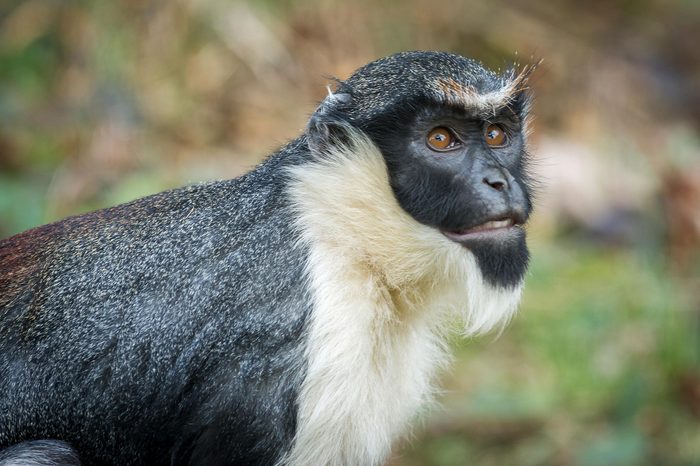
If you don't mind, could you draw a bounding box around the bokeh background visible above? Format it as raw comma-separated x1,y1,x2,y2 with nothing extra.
1,0,699,464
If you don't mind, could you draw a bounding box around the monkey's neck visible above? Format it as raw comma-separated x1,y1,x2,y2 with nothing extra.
282,133,522,465
287,132,521,331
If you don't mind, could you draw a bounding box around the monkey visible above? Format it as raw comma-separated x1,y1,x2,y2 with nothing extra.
0,51,535,466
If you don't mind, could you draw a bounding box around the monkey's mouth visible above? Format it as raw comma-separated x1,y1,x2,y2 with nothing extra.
441,216,524,243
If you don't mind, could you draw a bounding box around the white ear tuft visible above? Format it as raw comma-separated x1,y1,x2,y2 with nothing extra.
323,85,351,105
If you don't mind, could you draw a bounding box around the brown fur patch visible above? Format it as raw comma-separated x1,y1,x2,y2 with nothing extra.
436,77,479,100
0,223,64,309
0,204,135,312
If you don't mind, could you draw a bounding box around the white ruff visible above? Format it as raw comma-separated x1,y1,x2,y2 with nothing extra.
282,132,524,466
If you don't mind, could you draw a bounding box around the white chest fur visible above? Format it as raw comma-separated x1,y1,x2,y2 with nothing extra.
283,133,523,466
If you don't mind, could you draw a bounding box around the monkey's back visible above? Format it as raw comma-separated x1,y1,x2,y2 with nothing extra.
0,140,312,465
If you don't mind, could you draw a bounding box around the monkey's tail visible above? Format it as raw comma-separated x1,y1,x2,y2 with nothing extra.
0,440,81,466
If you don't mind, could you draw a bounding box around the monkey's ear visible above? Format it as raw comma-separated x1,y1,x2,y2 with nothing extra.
307,90,353,155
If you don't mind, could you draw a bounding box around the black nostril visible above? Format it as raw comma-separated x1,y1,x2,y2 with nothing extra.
483,177,507,192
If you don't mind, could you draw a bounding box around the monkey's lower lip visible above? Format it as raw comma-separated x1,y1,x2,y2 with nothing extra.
441,218,522,242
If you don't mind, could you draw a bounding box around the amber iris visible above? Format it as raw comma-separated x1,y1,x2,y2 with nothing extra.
427,127,455,151
484,124,507,147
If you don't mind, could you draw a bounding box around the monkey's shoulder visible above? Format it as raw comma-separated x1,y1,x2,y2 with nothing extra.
0,165,304,320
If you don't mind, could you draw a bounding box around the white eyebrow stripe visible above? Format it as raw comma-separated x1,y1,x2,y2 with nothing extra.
434,63,538,116
436,78,521,116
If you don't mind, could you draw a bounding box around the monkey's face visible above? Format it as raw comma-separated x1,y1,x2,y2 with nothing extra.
309,52,535,289
362,97,532,288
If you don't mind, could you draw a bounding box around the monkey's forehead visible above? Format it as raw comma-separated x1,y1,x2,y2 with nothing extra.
338,51,527,118
348,51,500,86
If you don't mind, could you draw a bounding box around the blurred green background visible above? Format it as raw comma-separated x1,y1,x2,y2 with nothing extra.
1,0,699,464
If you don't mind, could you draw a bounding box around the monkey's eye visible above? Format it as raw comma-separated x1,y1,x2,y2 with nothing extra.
484,124,508,147
426,127,459,151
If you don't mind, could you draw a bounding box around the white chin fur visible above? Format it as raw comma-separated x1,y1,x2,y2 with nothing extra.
282,130,524,466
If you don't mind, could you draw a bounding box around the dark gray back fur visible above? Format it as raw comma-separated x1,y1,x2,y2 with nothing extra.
0,139,311,465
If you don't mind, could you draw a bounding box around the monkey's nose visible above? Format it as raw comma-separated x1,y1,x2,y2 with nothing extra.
476,167,527,216
482,175,507,192
482,169,509,192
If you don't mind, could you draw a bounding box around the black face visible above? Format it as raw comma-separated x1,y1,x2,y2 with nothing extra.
361,97,532,288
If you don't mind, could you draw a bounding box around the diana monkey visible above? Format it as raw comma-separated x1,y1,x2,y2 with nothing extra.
0,51,536,465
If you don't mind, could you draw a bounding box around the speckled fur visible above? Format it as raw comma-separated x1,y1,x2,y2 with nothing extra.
0,440,81,465
333,51,534,123
0,51,534,466
0,140,312,465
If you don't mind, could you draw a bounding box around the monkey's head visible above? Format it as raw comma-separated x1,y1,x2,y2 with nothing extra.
306,51,536,293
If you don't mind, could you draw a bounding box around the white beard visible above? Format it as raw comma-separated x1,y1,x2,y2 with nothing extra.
281,131,524,466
